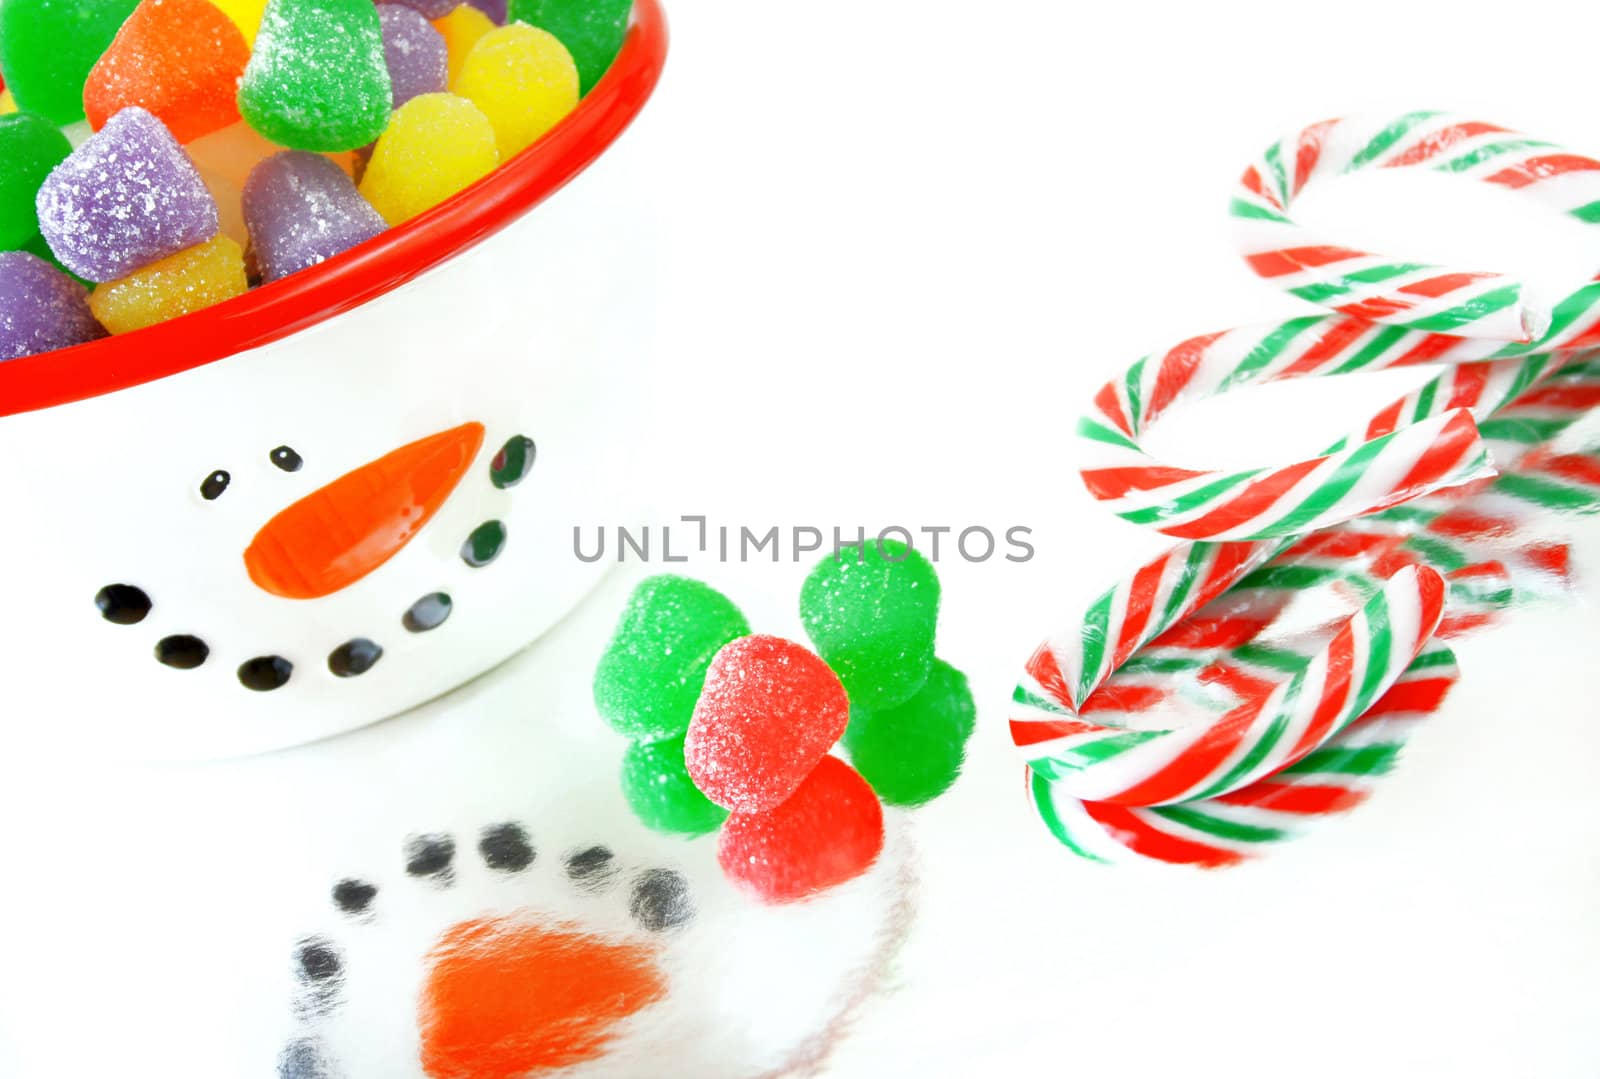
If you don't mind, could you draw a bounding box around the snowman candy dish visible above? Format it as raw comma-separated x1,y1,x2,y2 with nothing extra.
0,0,670,761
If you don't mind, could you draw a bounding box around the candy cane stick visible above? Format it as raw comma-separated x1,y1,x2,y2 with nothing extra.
1234,112,1600,345
1018,115,1600,865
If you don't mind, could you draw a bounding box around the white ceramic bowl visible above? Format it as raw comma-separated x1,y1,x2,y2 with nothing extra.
0,1,668,760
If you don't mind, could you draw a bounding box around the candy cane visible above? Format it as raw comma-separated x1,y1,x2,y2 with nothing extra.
1234,112,1600,345
1017,114,1600,865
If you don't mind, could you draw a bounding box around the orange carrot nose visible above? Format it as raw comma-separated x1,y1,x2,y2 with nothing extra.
244,422,485,600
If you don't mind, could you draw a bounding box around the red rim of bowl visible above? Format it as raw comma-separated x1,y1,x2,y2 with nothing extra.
0,0,669,419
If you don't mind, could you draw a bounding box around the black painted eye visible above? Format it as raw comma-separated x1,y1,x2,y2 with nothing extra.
403,593,452,633
95,583,151,625
461,520,506,567
238,655,293,691
155,635,209,669
200,470,230,500
328,638,383,678
270,446,303,472
490,435,535,489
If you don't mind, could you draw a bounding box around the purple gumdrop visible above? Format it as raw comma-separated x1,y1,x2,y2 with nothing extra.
464,0,506,24
34,108,219,284
0,252,106,360
242,152,388,283
377,5,449,109
387,0,458,20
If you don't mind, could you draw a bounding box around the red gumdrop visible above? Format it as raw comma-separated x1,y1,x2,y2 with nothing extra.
83,0,251,144
717,755,884,904
685,634,850,813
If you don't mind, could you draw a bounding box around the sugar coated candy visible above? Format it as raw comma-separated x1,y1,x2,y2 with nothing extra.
455,23,579,158
378,5,449,109
211,0,269,44
717,756,884,905
88,234,247,334
594,575,751,742
389,0,457,20
237,0,393,152
243,152,387,282
0,111,72,250
0,0,140,124
800,538,941,711
508,0,631,95
843,659,976,807
358,92,497,224
0,251,105,359
685,635,850,814
620,735,729,837
462,0,505,24
35,107,219,282
84,0,252,143
434,4,495,87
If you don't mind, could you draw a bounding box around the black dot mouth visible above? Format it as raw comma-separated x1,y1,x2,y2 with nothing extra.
328,638,383,678
238,655,293,692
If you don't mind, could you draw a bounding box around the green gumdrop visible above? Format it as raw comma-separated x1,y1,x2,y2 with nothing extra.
0,0,140,125
237,0,392,151
620,735,728,836
594,575,750,741
508,0,631,96
0,112,71,249
800,538,941,711
844,659,976,807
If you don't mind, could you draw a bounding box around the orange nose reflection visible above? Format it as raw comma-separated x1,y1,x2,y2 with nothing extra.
244,422,485,600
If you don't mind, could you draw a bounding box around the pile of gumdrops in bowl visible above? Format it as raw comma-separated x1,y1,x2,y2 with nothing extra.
0,0,631,360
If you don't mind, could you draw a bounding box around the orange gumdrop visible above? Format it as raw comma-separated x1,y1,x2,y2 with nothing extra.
83,0,251,143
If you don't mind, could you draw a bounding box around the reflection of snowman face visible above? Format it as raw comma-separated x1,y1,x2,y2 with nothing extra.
92,423,537,694
0,570,912,1078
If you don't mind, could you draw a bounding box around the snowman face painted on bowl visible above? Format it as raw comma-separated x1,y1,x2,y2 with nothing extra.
93,422,532,693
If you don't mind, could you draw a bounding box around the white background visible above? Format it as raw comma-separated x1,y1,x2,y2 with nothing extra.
622,1,1600,1075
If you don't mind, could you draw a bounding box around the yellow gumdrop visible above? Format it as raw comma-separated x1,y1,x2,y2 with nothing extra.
0,89,16,115
434,5,495,89
209,0,268,45
358,93,499,225
89,235,248,334
455,24,579,159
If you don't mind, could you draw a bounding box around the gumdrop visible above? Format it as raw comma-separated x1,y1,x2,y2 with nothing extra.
685,635,850,814
0,251,105,360
237,0,393,152
243,152,387,282
84,0,252,143
35,108,219,282
388,0,457,19
593,575,750,742
843,659,975,807
358,93,497,224
463,0,505,24
188,120,357,192
88,234,247,334
508,0,631,96
0,112,72,250
800,539,941,711
435,4,495,87
620,735,729,837
717,756,884,905
212,0,269,44
0,0,140,124
455,24,579,158
378,5,449,109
